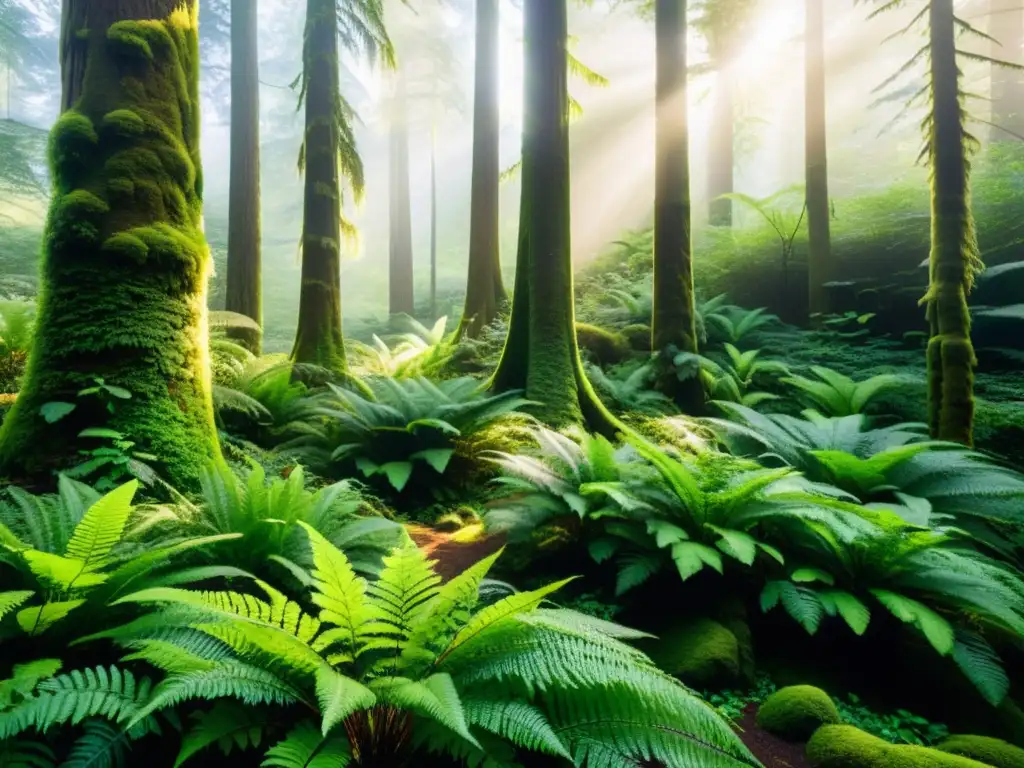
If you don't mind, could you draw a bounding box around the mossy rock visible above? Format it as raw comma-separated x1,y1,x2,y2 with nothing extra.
807,725,993,768
643,617,741,689
756,685,841,742
938,736,1024,768
621,323,652,352
575,322,631,366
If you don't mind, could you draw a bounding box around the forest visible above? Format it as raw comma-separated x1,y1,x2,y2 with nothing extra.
0,0,1023,765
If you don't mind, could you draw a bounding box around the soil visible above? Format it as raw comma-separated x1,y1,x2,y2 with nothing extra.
406,524,507,581
735,704,812,768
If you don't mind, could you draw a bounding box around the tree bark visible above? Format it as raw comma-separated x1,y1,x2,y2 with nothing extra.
989,0,1024,141
926,0,980,446
291,0,347,371
491,0,616,435
805,0,832,320
707,67,734,226
225,0,262,353
652,0,704,413
458,0,506,338
0,0,221,489
388,71,415,318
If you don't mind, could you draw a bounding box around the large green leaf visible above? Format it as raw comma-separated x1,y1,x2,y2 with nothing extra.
315,666,375,736
871,589,954,655
818,590,870,635
64,481,139,568
16,600,87,635
671,541,723,581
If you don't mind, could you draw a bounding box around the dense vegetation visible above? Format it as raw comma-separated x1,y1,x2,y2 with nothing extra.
1,0,1023,766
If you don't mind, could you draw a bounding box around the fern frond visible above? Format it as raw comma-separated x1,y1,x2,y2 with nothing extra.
261,721,352,768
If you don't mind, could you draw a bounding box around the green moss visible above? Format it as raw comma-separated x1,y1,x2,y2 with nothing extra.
807,725,992,768
575,322,631,367
101,109,146,137
938,736,1024,768
102,232,149,263
756,685,841,742
643,618,741,689
622,323,653,351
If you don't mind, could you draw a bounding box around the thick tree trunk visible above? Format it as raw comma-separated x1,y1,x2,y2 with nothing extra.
291,0,347,371
805,0,832,320
430,123,437,320
226,0,262,353
0,0,220,489
707,68,734,227
652,0,704,413
989,0,1024,141
926,0,980,446
388,72,415,318
458,0,505,338
491,0,616,434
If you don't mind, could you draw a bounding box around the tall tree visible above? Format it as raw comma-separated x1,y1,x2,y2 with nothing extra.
0,0,220,488
388,69,415,317
459,0,505,338
805,0,832,319
694,0,756,227
492,0,616,433
225,0,262,352
652,0,703,412
989,0,1024,140
291,0,386,371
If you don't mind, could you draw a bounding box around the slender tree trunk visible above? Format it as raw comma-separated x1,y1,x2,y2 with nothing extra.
458,0,505,338
805,0,832,320
707,67,734,226
226,0,262,353
926,0,981,446
388,72,415,317
491,0,616,434
430,122,437,320
989,0,1024,141
291,0,347,371
652,0,703,413
0,0,220,489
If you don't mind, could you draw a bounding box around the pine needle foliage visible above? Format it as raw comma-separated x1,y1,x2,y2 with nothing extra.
71,532,759,767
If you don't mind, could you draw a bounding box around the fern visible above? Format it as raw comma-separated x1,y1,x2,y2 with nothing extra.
782,366,905,416
174,702,274,766
262,721,351,767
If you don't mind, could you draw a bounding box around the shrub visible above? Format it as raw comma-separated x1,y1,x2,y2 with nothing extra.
756,685,841,742
576,322,631,366
807,725,992,767
937,736,1024,768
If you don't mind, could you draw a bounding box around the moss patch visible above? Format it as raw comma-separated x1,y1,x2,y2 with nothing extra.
621,323,653,352
576,322,631,367
756,685,840,742
937,736,1024,768
807,725,992,768
642,617,741,689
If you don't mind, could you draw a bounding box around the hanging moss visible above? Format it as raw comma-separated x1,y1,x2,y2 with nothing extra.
0,2,219,490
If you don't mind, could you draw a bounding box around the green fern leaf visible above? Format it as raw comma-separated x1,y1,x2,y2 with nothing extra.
705,525,758,565
671,541,723,580
761,581,823,634
380,462,414,492
21,550,106,591
64,481,138,567
175,702,273,766
871,589,954,655
372,673,479,749
15,600,87,635
0,738,57,768
818,590,871,635
0,590,33,620
952,630,1009,707
410,448,454,474
262,721,351,767
463,697,570,759
615,553,663,595
63,720,128,768
0,660,63,709
314,665,375,736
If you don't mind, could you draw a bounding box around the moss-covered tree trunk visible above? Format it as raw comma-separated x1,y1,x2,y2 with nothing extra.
491,0,616,434
225,0,262,353
925,0,982,446
458,0,506,339
989,0,1024,141
291,0,347,372
389,71,415,318
805,0,832,320
0,0,219,489
652,0,704,413
707,67,734,227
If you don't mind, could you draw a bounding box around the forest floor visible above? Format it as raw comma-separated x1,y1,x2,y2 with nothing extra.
735,705,811,768
406,524,507,581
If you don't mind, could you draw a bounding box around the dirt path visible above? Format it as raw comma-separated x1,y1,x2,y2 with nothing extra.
406,524,507,581
735,704,811,768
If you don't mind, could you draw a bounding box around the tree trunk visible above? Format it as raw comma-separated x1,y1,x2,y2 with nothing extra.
989,0,1024,141
491,0,616,434
291,0,347,372
458,0,505,338
707,68,734,226
0,0,220,489
926,0,981,446
652,0,704,413
388,71,415,318
226,0,262,353
430,122,437,320
805,0,832,320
